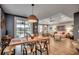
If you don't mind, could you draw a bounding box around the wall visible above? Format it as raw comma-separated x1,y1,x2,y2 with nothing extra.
74,12,79,40
33,22,38,35
47,21,73,34
1,8,6,36
0,8,1,37
6,15,14,36
0,8,1,43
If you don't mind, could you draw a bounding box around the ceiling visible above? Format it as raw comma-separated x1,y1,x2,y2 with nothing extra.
1,4,79,20
39,13,74,25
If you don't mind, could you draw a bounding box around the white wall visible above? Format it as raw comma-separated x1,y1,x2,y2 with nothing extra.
48,21,73,32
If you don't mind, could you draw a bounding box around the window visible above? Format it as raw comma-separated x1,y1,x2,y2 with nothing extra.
38,25,43,34
38,24,48,34
14,17,32,38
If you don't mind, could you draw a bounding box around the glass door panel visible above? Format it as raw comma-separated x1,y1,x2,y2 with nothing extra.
15,17,32,38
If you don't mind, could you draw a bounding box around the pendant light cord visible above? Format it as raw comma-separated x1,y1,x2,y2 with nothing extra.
32,4,34,15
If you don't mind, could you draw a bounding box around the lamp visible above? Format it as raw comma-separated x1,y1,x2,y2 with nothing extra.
28,4,38,23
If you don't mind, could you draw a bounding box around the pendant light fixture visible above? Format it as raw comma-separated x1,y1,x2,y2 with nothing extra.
28,4,38,23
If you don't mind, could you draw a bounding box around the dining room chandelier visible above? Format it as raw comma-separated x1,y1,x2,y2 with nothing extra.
28,4,38,23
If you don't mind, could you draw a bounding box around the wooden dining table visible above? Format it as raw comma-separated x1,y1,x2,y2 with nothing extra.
9,36,49,55
9,36,49,46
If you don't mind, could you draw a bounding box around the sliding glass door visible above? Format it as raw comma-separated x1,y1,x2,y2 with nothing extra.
14,17,32,38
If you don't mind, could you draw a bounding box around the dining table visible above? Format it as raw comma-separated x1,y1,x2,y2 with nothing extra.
9,36,49,46
8,35,49,55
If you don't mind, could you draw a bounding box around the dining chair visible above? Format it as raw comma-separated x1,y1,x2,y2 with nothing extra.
23,42,36,55
3,45,15,55
0,47,2,55
1,35,13,55
36,39,49,55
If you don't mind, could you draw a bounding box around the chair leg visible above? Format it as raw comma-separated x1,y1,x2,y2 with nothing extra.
12,49,15,55
46,45,49,55
40,44,42,55
35,49,37,55
35,44,37,55
46,42,49,55
1,46,6,55
23,49,25,55
25,49,27,55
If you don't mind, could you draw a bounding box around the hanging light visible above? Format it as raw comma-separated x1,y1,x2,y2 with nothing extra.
28,4,38,23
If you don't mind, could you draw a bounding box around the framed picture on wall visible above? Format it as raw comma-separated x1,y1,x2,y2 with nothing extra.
57,25,66,31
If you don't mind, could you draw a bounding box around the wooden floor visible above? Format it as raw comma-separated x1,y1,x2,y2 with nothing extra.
49,37,79,55
0,37,79,55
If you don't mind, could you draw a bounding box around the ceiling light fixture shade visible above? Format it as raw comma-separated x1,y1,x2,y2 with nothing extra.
28,4,38,23
28,15,38,23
